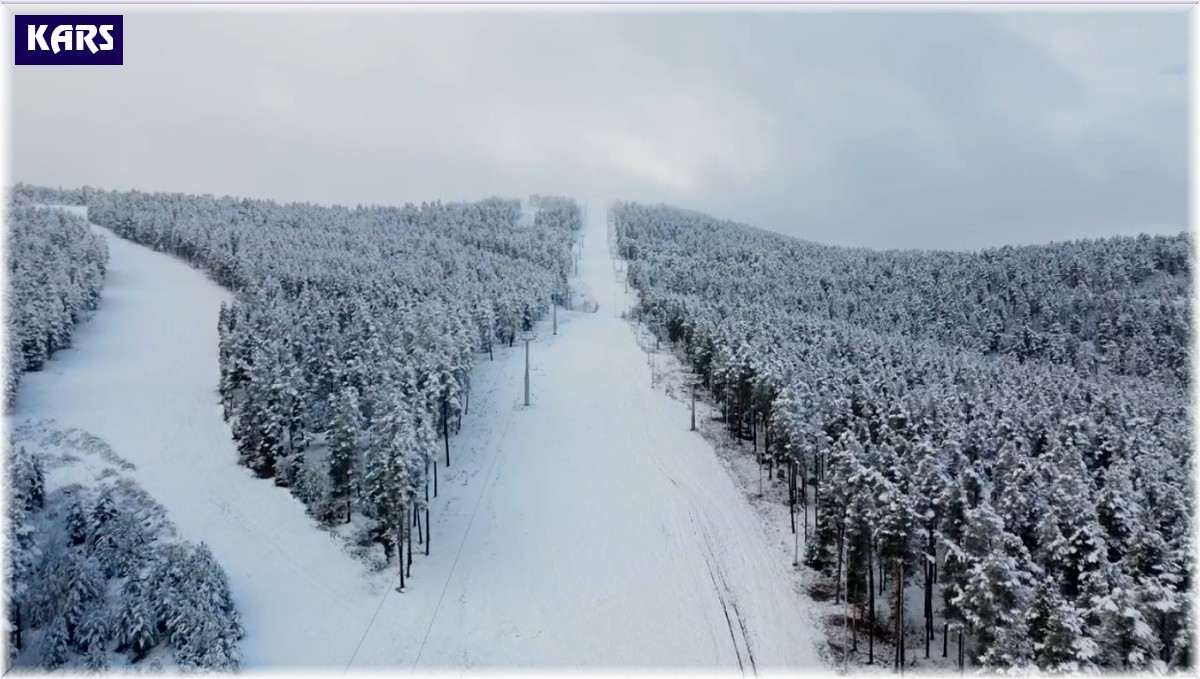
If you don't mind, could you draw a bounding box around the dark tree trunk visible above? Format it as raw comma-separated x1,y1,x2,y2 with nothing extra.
443,396,451,467
764,411,771,467
925,530,935,659
896,558,905,671
400,515,410,590
869,544,875,665
835,520,845,605
812,477,818,541
852,578,859,653
734,390,742,443
752,410,757,453
789,460,796,535
958,629,964,671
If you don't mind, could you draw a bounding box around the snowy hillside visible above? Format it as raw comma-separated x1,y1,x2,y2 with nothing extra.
6,195,828,670
613,202,1192,673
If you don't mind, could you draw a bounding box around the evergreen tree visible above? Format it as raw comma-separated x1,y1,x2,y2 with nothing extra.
327,386,362,524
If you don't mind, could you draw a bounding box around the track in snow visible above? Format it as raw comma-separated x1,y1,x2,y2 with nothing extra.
10,204,824,670
395,201,823,668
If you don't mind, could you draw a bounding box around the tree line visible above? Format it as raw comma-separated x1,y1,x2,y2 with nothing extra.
614,202,1191,672
12,184,582,586
5,201,108,406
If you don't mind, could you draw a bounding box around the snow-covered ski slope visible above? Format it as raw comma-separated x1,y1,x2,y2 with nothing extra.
10,204,824,670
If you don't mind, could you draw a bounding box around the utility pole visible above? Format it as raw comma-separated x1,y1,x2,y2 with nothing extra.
524,337,531,407
553,299,557,336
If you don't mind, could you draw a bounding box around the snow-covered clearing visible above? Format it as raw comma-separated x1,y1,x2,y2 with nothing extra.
395,202,825,669
10,203,825,670
9,213,398,667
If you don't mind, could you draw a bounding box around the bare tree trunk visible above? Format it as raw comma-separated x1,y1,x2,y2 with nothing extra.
835,520,845,605
852,579,859,653
895,558,904,672
397,513,405,590
752,409,757,453
925,531,934,659
734,389,742,443
789,459,796,535
811,477,818,543
443,396,451,467
958,629,964,672
764,410,771,472
868,543,875,665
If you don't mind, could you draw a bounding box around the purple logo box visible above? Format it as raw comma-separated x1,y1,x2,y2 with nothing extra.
15,15,122,65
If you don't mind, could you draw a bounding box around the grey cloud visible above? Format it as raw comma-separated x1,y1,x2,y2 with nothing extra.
11,7,1188,250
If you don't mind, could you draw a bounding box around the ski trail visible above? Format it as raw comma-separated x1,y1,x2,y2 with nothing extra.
11,204,825,669
8,216,537,669
8,221,402,667
406,202,825,668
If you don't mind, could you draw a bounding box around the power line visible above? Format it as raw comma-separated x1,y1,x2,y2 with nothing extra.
342,573,398,674
411,353,521,670
345,286,529,673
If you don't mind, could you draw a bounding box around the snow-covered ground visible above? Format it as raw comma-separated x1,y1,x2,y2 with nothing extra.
9,213,401,667
397,202,825,669
9,203,826,670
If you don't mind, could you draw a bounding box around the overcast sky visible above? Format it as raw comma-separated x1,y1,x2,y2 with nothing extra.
10,6,1189,250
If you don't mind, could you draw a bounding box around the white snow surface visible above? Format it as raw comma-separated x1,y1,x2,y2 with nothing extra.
9,203,825,670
